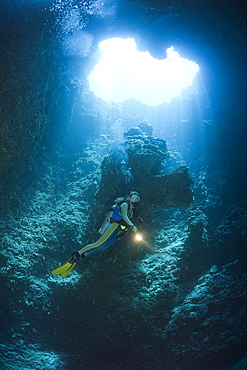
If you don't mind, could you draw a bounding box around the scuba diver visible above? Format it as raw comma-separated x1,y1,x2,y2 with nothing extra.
51,191,141,278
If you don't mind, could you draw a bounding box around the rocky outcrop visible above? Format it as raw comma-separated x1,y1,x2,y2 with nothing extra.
93,128,193,230
163,261,247,366
177,210,208,282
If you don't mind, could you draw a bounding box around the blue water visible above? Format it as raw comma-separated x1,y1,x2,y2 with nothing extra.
1,1,247,369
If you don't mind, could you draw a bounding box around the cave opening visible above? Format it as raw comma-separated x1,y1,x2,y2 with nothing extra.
86,37,200,106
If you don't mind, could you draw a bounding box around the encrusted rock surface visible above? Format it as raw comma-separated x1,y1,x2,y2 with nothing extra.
164,261,247,362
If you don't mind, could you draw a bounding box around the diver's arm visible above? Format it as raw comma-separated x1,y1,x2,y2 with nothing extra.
120,203,137,232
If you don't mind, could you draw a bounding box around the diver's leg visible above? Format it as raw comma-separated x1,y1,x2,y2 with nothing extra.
84,228,121,257
78,223,122,257
51,224,126,278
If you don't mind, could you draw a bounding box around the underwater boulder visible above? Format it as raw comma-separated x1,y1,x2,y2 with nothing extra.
92,129,193,229
95,152,132,205
125,132,194,222
124,126,143,137
126,133,167,176
138,120,153,136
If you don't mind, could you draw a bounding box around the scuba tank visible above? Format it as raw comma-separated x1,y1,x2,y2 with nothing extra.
98,205,116,234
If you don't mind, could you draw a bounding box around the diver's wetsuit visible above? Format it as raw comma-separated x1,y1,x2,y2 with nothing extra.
51,195,140,278
78,223,124,257
78,201,134,257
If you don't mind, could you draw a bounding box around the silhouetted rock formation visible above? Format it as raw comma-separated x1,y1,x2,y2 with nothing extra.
94,128,193,228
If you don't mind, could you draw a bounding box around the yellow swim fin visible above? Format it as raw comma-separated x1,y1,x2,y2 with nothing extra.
51,251,80,278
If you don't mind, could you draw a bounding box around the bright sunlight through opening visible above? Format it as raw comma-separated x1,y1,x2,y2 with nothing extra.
87,38,199,106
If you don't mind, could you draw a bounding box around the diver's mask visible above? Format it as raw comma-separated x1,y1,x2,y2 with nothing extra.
130,194,140,203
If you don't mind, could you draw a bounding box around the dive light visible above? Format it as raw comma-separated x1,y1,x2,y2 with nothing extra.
134,232,142,241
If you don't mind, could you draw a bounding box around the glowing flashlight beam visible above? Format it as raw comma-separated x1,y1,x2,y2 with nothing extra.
135,234,143,241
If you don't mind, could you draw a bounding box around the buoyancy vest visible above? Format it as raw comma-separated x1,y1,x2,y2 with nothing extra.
111,200,131,223
98,198,133,234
